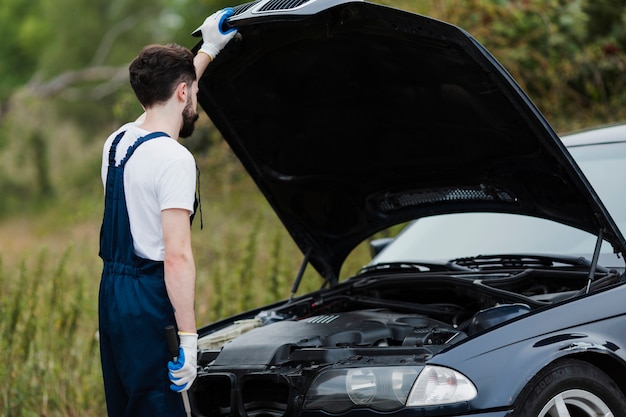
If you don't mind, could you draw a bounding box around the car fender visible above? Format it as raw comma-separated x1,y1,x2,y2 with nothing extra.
427,284,626,410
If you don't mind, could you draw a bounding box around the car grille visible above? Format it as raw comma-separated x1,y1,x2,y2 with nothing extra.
232,0,316,16
258,0,314,11
233,2,259,16
193,373,292,417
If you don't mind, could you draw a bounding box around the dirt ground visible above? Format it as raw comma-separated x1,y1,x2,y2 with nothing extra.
0,215,99,270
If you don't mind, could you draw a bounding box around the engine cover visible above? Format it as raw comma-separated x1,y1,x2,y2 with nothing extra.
210,309,461,367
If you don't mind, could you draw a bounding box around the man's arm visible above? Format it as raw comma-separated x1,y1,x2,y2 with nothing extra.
194,51,211,80
195,7,237,78
162,208,196,333
163,208,198,393
163,208,198,395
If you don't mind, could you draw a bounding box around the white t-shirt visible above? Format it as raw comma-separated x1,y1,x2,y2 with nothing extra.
101,122,196,261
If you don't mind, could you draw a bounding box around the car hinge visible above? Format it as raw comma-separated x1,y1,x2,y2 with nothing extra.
585,228,604,294
290,248,311,301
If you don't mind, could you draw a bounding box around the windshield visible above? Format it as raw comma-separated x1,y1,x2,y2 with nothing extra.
371,140,626,269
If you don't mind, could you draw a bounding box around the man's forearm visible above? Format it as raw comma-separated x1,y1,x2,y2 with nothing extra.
165,254,197,333
162,208,197,333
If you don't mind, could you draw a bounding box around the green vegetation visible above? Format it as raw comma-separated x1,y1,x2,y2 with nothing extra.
3,0,626,415
1,249,101,416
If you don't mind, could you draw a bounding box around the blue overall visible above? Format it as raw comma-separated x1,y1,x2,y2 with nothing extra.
98,131,185,417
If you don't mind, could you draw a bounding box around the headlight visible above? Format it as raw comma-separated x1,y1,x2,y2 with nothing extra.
346,368,377,404
303,365,476,413
304,366,420,412
407,365,477,406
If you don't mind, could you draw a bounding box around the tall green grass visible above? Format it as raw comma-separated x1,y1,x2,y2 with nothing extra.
0,249,102,416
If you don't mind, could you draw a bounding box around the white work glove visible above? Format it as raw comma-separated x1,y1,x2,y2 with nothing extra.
195,8,238,59
168,332,198,392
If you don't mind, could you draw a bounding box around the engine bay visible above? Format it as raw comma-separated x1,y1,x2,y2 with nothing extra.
192,267,621,417
198,267,619,367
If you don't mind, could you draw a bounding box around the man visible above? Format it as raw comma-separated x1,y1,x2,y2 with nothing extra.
98,9,238,417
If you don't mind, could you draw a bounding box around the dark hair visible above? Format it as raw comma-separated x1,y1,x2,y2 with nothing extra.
129,44,196,108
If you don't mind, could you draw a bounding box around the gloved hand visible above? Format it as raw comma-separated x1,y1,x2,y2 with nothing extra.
195,8,238,59
168,332,198,392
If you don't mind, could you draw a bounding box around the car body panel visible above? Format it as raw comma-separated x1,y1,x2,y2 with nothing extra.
429,283,626,410
299,409,510,417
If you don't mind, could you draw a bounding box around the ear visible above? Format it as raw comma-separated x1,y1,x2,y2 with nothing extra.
176,82,187,103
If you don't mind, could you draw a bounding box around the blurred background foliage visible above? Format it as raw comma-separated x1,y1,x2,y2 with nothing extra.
3,0,626,415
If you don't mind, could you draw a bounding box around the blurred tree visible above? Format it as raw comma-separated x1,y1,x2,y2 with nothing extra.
0,0,226,211
578,0,626,117
408,0,626,129
0,0,40,102
1,0,228,127
584,0,626,42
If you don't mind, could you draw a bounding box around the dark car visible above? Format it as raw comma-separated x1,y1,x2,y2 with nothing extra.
192,1,626,416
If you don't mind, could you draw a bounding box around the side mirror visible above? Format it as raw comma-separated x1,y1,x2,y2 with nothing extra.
369,238,394,258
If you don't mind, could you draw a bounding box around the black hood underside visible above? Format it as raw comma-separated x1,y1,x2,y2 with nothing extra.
198,0,626,282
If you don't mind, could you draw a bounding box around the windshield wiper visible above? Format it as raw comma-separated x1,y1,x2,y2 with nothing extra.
449,253,609,273
359,261,472,275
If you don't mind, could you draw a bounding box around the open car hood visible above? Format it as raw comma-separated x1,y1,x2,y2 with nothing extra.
197,0,626,283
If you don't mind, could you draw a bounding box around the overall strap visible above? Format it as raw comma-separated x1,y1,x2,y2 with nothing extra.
108,131,126,167
119,131,170,167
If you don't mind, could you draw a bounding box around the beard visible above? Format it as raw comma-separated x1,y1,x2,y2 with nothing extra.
179,97,200,138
